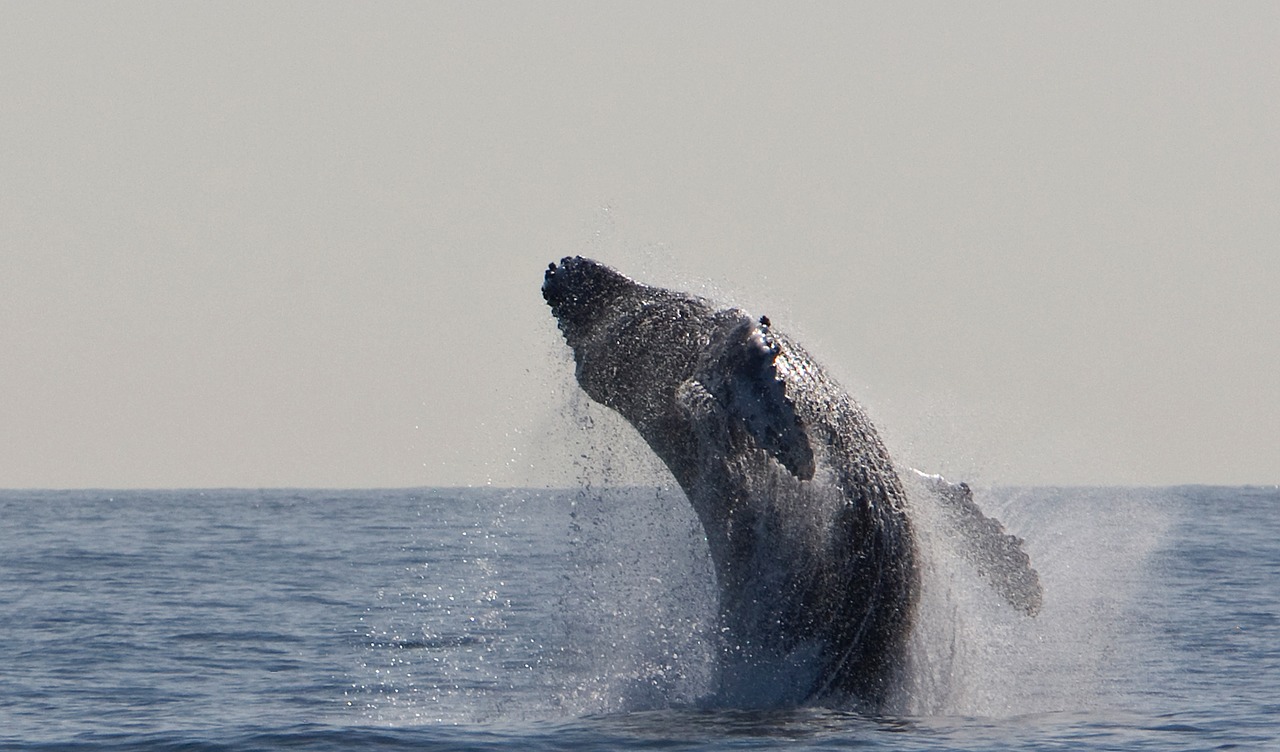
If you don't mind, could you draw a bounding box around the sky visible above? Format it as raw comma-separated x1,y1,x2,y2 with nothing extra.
2,2,1277,489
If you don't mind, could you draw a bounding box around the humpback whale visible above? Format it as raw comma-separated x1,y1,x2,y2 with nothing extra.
543,256,1040,710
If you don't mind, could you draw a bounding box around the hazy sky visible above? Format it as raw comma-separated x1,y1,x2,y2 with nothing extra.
2,3,1277,488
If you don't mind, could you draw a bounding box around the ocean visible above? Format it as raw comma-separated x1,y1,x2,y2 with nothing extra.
1,484,1276,750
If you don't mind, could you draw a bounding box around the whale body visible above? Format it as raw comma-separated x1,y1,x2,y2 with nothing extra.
542,256,1039,710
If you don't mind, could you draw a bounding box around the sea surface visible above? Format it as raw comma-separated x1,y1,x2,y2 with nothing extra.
1,484,1276,750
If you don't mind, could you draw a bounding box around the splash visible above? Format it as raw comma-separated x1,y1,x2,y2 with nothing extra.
899,482,1173,716
552,392,719,714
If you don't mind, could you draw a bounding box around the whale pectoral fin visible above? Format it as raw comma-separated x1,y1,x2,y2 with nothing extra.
909,469,1044,616
728,372,816,482
701,320,816,481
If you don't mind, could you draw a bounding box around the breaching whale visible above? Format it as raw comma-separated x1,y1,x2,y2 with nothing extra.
542,256,1040,710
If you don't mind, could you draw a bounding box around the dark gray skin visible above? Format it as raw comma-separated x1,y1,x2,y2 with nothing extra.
543,256,919,709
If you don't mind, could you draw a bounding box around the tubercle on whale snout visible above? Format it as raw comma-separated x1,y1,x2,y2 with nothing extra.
542,256,640,336
541,258,579,326
541,256,589,305
540,258,564,301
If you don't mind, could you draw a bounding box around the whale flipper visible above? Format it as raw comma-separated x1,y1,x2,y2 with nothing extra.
691,315,816,481
910,470,1043,616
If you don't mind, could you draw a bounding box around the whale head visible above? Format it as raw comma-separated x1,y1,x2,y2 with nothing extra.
543,257,817,485
543,255,714,444
542,256,640,348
